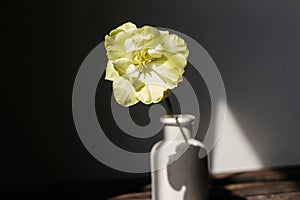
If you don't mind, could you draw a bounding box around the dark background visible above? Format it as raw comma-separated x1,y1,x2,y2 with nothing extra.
4,0,300,198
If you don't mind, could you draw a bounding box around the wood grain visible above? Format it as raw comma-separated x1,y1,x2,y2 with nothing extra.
110,166,300,200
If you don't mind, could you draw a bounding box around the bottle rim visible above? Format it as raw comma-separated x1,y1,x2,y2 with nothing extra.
160,114,195,125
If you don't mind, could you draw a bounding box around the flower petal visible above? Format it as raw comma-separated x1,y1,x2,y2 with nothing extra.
136,83,167,104
163,52,188,73
152,64,181,88
124,38,139,52
105,60,118,81
113,58,135,76
112,77,138,107
109,22,137,36
144,55,182,88
132,26,161,48
105,23,138,60
105,31,132,60
160,33,189,58
147,44,163,58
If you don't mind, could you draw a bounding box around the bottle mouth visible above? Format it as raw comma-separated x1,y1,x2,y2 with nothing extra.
160,114,195,125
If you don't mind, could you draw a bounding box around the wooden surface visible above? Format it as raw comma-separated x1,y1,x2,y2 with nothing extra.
109,166,300,200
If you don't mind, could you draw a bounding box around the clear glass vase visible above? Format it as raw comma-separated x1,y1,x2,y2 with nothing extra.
150,114,209,200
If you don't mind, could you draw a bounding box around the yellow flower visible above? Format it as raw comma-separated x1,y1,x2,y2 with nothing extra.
104,22,189,107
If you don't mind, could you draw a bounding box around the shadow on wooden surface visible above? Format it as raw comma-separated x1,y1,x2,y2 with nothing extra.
110,165,300,200
3,166,299,199
210,165,300,199
2,178,150,200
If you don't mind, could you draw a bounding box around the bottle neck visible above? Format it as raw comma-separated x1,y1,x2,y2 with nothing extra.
160,114,195,142
163,123,193,141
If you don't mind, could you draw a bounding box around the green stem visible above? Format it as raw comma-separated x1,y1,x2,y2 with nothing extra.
165,97,174,118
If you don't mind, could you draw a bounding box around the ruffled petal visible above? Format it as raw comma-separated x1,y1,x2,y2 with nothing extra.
105,31,132,60
160,33,189,58
132,26,161,48
144,55,182,88
147,44,163,58
112,76,138,107
113,58,134,76
105,60,118,81
161,52,188,73
109,22,137,36
151,64,181,88
136,83,167,104
105,23,138,60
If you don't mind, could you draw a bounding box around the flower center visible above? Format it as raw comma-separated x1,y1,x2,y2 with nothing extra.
133,49,154,67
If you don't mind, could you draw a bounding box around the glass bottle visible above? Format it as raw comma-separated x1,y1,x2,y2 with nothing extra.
151,114,209,200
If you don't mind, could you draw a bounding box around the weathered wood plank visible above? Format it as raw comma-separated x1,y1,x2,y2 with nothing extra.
109,166,300,200
109,191,151,200
212,166,300,186
247,191,300,200
211,181,300,198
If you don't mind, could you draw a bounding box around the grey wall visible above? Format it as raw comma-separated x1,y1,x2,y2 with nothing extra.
12,0,300,185
209,0,300,172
